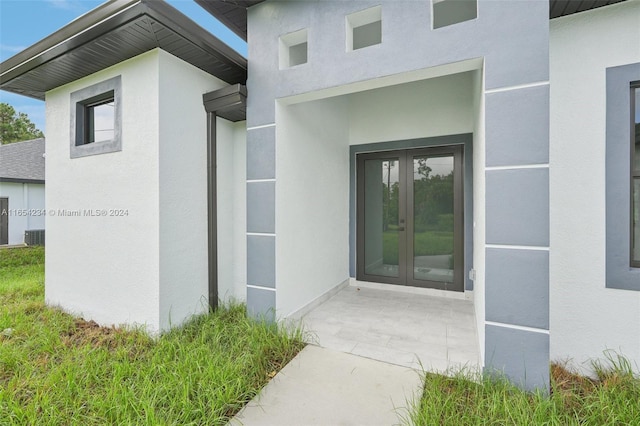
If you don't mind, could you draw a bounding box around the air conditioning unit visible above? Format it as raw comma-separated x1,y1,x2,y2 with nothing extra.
24,229,45,246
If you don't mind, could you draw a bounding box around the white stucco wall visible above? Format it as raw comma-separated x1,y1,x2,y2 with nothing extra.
348,72,475,144
27,184,45,231
550,1,640,372
217,119,247,303
276,96,351,317
45,49,162,332
157,50,230,330
0,184,26,245
0,182,45,245
45,48,239,333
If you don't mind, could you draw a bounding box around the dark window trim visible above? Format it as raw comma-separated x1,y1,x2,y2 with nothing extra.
605,62,640,291
70,75,121,159
79,91,115,146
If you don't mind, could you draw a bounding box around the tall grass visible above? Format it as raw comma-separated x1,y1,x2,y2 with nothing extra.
409,357,640,425
0,247,305,425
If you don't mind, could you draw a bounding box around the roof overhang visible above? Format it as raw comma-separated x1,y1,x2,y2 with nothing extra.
550,0,627,18
197,0,629,41
0,0,248,100
195,0,264,41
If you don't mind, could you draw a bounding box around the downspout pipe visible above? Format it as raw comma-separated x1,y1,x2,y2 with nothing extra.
202,83,247,311
206,111,218,311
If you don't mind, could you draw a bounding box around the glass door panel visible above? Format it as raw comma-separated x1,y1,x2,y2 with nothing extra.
362,157,401,278
411,155,455,284
357,145,463,291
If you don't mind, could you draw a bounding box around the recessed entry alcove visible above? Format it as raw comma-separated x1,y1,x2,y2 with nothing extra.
274,67,481,317
275,69,482,371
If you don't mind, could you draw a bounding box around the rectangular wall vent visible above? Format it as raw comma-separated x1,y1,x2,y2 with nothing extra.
279,29,308,69
433,0,477,29
347,6,382,51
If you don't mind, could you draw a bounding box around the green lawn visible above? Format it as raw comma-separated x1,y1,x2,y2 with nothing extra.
0,247,304,425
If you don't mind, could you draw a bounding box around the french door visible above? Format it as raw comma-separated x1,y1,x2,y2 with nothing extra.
356,146,463,291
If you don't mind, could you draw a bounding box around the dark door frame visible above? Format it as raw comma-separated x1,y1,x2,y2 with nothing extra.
0,197,8,245
356,150,407,286
356,145,464,291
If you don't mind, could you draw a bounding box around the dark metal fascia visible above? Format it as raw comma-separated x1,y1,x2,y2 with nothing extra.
0,177,45,184
195,0,265,41
549,0,628,18
0,0,143,85
195,0,244,41
203,84,247,116
143,0,247,72
0,0,247,94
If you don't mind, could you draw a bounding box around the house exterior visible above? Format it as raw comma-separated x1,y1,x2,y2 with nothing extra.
0,0,638,391
0,138,46,245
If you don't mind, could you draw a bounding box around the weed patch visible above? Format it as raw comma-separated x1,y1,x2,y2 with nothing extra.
410,359,640,425
0,247,305,425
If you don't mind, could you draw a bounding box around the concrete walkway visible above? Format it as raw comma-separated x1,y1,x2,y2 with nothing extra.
301,285,479,372
230,345,422,426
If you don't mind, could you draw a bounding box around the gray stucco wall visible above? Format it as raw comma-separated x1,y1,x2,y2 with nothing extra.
247,0,549,126
246,0,550,390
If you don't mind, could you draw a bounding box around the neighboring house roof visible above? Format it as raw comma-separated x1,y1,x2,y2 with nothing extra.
0,138,45,184
198,0,629,41
0,0,247,100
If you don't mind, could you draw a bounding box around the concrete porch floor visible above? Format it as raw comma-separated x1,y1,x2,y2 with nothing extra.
300,284,481,372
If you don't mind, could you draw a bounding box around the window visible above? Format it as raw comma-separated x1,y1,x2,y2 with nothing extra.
632,85,640,267
70,75,121,158
605,63,640,291
432,0,477,30
80,93,115,145
346,6,382,51
279,29,308,69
